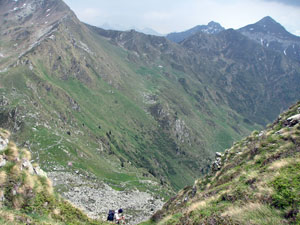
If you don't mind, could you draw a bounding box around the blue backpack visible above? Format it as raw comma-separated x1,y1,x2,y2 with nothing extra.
107,210,115,221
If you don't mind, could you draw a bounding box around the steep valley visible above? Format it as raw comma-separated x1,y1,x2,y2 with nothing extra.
0,0,300,224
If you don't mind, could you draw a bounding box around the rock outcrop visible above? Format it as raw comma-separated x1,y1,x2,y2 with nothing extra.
285,114,300,127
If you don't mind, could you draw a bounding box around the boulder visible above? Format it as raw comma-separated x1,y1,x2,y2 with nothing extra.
0,155,6,167
33,166,47,177
215,152,222,158
22,159,34,174
287,114,300,122
286,114,300,127
0,137,9,152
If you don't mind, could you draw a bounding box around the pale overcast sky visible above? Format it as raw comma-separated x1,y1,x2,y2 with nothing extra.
63,0,300,36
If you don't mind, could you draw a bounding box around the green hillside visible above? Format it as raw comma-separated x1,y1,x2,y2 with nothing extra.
0,128,108,225
1,0,300,222
147,101,300,224
0,0,262,194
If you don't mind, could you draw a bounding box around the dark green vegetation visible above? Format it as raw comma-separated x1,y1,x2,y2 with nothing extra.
149,102,300,225
0,129,108,225
0,0,300,202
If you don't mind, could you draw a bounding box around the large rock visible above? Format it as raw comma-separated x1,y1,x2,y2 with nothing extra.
285,114,300,127
0,136,9,152
33,166,47,177
0,155,7,167
22,159,34,174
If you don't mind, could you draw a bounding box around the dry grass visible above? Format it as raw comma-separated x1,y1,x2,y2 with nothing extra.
35,179,43,193
53,208,61,216
187,200,207,213
10,164,21,177
268,158,290,171
157,215,172,225
0,171,7,186
256,183,274,197
6,142,19,161
0,210,15,222
222,202,261,217
186,195,218,213
12,195,24,209
24,172,35,190
20,149,31,161
45,178,53,194
9,164,22,177
222,202,287,225
0,129,11,140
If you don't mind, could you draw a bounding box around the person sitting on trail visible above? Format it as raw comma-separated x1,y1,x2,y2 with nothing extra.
115,208,125,224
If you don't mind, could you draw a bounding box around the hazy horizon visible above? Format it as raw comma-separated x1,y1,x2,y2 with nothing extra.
63,0,300,36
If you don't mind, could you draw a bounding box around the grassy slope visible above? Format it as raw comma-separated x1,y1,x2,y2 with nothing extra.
146,101,300,225
0,12,259,195
0,129,109,225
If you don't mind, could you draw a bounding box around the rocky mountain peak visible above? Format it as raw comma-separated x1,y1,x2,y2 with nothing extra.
239,16,299,40
0,0,74,69
257,16,277,25
206,21,224,32
248,16,292,37
238,16,300,62
0,0,70,17
166,21,225,43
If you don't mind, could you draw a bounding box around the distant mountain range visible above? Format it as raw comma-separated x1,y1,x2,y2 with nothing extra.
166,21,225,43
100,23,164,36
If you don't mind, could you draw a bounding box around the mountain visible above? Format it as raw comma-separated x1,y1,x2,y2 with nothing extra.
179,28,300,125
139,27,163,36
238,16,300,62
166,21,225,43
100,23,163,36
1,0,300,223
148,101,300,225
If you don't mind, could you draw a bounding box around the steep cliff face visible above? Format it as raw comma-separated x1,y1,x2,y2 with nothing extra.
149,102,300,225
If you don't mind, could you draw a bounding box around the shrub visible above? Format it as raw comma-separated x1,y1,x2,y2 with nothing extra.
271,162,300,209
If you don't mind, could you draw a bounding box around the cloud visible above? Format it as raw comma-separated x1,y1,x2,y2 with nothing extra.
63,0,300,36
262,0,300,7
78,8,101,19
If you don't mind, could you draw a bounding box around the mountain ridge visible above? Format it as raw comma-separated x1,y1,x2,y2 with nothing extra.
166,21,225,43
238,16,300,62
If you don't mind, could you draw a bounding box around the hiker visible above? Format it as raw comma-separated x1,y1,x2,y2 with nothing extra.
115,208,125,224
107,209,115,222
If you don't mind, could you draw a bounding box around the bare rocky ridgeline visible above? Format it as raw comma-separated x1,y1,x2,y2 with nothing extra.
48,171,164,225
